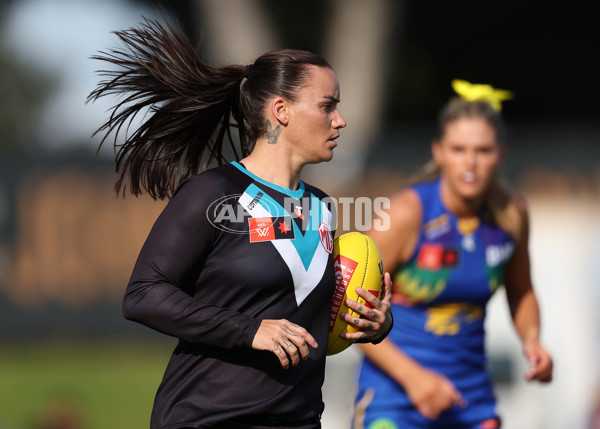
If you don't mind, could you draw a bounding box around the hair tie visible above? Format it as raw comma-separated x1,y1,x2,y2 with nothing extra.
243,64,252,79
451,79,513,112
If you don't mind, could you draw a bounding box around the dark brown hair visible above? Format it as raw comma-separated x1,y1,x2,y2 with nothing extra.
87,17,331,199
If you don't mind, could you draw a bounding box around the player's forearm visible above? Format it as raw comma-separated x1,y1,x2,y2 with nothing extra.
123,280,260,347
357,340,422,387
510,289,541,345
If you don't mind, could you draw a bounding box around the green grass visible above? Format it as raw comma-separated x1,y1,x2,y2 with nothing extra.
0,340,174,429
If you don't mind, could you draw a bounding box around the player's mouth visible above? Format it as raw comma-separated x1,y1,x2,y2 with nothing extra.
461,171,476,184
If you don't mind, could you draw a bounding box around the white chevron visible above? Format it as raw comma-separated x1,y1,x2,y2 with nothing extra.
239,191,331,306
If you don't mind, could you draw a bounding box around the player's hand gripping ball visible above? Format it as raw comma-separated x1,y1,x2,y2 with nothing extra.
327,232,384,355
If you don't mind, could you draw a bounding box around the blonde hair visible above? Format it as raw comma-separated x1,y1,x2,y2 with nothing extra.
415,97,522,241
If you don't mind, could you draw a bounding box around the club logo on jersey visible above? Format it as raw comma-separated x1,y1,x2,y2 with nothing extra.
416,243,459,270
248,216,295,242
318,222,333,254
425,303,483,336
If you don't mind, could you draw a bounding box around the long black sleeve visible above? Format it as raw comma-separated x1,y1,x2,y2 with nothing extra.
122,173,261,348
123,163,336,428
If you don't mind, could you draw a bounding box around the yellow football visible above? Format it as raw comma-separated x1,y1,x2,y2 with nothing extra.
327,232,384,356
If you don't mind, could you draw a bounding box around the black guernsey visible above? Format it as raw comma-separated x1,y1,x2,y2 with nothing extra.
123,162,337,428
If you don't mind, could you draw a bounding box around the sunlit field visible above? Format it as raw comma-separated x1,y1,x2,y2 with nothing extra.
0,340,174,429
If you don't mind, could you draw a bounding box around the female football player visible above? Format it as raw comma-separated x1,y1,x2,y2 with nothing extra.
88,17,393,429
353,82,552,429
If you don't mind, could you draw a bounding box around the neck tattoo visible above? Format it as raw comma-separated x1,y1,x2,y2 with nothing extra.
263,120,281,145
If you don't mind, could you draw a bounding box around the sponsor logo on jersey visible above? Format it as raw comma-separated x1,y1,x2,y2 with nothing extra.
443,248,459,267
417,243,444,270
330,255,358,331
424,214,451,240
248,216,295,242
247,191,264,210
486,242,514,267
417,243,459,270
294,205,304,219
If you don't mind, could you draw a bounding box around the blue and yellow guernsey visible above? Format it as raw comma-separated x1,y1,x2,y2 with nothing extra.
355,178,514,429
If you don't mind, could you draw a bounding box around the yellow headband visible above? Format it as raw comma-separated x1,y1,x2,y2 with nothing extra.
451,79,513,112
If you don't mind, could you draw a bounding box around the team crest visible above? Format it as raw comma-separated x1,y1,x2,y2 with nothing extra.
318,222,333,254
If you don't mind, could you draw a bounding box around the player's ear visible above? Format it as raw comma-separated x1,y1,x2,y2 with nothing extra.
431,140,443,164
499,142,507,162
271,96,289,126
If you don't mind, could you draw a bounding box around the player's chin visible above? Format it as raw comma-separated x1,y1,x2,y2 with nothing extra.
310,149,335,164
323,143,337,162
456,182,484,200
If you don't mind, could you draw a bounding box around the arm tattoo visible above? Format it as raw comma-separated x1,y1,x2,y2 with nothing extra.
353,318,361,326
281,337,293,348
263,120,281,145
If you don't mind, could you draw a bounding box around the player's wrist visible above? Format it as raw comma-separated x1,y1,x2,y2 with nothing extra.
370,312,393,344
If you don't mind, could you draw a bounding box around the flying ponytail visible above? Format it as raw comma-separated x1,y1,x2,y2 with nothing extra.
88,17,332,200
87,17,248,199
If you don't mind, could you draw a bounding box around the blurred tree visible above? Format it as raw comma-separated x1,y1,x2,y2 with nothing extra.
193,0,278,64
0,49,57,152
314,0,397,192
